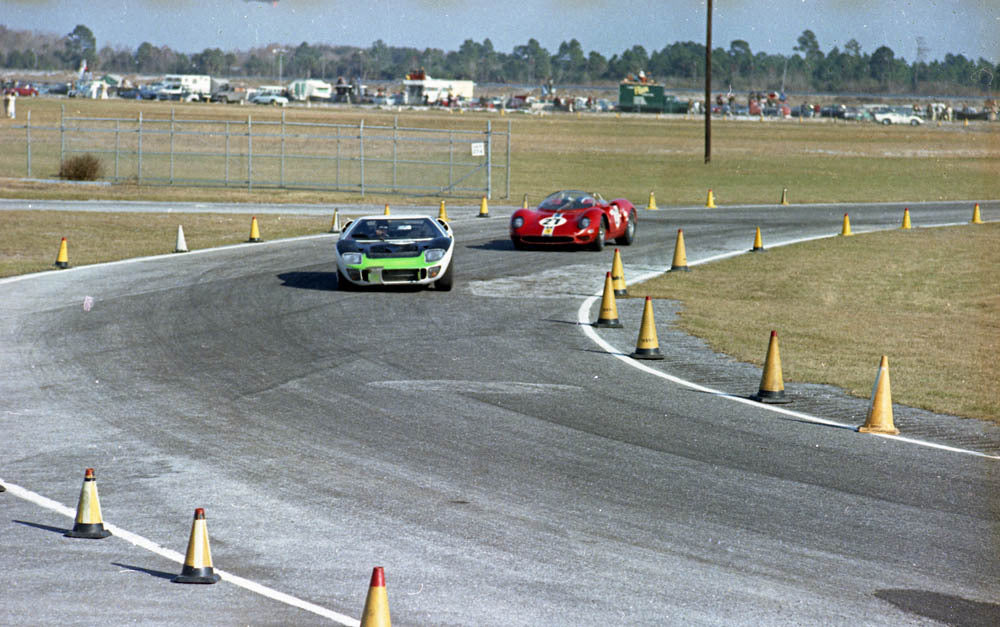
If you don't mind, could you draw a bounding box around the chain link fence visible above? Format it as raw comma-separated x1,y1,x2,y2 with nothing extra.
8,106,511,199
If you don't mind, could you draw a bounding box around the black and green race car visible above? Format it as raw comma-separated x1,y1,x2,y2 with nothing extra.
335,214,455,290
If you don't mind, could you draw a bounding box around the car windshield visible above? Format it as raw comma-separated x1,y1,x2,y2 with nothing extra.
348,218,442,241
538,190,598,211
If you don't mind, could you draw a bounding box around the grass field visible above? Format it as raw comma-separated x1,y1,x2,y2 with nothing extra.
1,98,998,423
630,223,1000,423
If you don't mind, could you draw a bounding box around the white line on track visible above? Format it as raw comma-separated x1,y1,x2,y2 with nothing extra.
576,224,1000,461
0,480,361,626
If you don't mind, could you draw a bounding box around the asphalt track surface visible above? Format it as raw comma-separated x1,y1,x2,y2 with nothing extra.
1,199,998,626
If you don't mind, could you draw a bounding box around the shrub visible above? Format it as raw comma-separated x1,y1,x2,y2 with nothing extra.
59,154,103,181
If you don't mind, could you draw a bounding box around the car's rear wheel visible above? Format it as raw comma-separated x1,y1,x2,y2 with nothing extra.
435,262,454,291
910,119,920,126
881,118,891,125
590,218,607,252
615,210,637,245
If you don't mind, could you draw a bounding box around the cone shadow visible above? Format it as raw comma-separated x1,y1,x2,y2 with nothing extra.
111,562,177,580
14,520,70,535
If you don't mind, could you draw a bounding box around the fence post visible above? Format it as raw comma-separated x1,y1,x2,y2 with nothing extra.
225,120,230,186
359,119,365,197
26,109,31,177
169,108,175,184
486,120,492,200
280,109,285,187
448,129,454,192
247,115,253,191
506,119,512,199
60,104,65,168
137,111,143,184
114,118,120,181
392,115,398,191
335,124,341,188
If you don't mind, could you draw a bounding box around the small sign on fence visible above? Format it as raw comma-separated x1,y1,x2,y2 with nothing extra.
471,142,485,156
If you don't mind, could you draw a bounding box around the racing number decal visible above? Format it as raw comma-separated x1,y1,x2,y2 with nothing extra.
609,205,622,229
540,213,567,236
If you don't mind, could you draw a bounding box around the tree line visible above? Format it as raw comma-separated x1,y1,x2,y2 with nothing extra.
1,24,996,96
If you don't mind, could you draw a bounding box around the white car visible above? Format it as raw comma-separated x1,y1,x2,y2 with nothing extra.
873,108,923,126
251,93,288,106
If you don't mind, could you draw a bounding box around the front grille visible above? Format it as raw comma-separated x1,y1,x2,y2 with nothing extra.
365,268,423,283
521,235,575,244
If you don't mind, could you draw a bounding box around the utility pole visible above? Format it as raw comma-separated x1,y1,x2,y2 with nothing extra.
705,0,712,164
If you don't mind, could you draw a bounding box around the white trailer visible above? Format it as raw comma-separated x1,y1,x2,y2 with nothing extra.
288,79,332,101
161,74,212,100
402,70,474,105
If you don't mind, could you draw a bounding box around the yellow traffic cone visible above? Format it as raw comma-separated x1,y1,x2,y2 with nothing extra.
174,225,189,253
438,200,449,222
901,208,912,230
647,191,658,211
521,193,528,209
594,272,623,328
971,203,983,224
840,213,853,236
65,468,112,539
964,118,969,127
705,189,717,208
670,229,689,272
383,203,391,216
630,296,664,360
478,195,490,218
750,331,791,403
780,188,789,205
173,508,221,583
329,210,342,233
857,355,899,435
248,216,262,242
360,566,391,627
751,227,765,252
54,237,69,269
610,249,627,296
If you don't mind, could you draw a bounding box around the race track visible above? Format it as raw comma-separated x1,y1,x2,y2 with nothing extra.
1,199,998,625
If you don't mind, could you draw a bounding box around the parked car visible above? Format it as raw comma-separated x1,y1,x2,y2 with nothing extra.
873,107,923,125
335,215,455,290
4,84,38,97
509,190,637,251
250,93,289,106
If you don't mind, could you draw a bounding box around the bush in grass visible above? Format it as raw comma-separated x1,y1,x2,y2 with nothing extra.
59,154,103,181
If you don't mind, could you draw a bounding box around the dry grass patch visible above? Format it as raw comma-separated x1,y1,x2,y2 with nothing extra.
630,223,1000,422
0,210,338,277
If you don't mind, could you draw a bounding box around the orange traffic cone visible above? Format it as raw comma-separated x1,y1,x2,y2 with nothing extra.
173,508,221,583
670,229,689,272
329,210,342,233
971,203,983,224
438,200,449,222
647,190,658,211
629,296,664,360
840,213,853,236
360,566,391,627
610,248,627,296
858,355,899,435
705,189,717,208
901,208,912,230
383,203,391,216
780,187,789,205
751,227,765,252
65,468,112,539
478,195,490,218
54,237,69,269
594,272,622,328
248,216,262,242
751,331,791,403
174,225,189,253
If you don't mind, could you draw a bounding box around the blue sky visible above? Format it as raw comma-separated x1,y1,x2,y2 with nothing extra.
2,0,998,64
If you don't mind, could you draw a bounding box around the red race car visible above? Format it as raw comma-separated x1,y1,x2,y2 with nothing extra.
510,190,637,251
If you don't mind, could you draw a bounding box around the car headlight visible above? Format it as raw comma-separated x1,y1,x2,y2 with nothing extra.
425,248,445,262
342,252,362,265
511,216,524,229
578,216,591,229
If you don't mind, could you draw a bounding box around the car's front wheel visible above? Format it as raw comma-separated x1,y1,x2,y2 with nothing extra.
435,262,454,291
910,119,920,126
616,210,637,245
881,118,891,125
337,268,358,291
590,218,607,252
